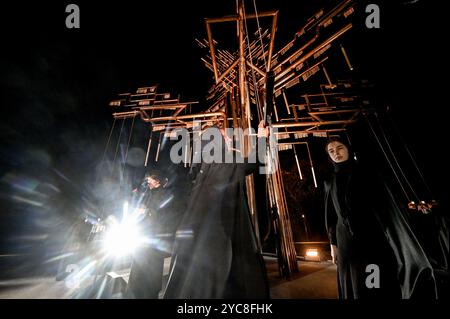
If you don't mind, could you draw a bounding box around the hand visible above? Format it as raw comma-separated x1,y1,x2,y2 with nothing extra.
257,120,269,138
135,206,147,215
136,179,149,193
330,244,338,265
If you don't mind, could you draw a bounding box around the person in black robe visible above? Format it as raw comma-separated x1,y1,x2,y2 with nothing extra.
126,172,182,298
407,201,450,298
163,123,270,299
324,136,437,299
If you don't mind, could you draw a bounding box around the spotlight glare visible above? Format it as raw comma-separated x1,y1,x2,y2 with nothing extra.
102,218,143,257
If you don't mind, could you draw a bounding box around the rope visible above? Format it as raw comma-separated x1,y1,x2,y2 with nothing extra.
244,0,274,123
305,142,317,188
386,109,433,198
97,117,116,186
375,112,419,200
123,114,136,164
344,129,358,161
252,0,268,71
364,113,411,202
102,118,117,163
112,118,126,173
144,130,153,167
242,0,264,122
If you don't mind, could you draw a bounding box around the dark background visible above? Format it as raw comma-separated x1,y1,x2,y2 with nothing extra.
0,0,448,277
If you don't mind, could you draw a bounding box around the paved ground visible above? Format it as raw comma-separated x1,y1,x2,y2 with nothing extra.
266,257,338,299
0,256,338,299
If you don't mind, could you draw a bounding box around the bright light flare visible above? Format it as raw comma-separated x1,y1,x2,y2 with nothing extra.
103,221,142,257
102,210,144,257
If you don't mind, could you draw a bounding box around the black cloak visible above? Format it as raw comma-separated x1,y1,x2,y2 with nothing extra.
163,129,269,299
325,159,437,299
126,178,184,298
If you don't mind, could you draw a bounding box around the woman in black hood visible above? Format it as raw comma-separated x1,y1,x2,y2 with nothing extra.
324,137,437,299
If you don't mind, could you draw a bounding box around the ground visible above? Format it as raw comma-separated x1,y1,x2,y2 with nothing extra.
0,257,337,299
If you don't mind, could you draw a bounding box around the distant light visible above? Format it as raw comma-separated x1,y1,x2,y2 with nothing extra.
306,249,319,257
301,214,305,218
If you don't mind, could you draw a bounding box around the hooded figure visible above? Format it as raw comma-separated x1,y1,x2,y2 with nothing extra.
324,137,437,299
126,172,183,298
163,125,269,299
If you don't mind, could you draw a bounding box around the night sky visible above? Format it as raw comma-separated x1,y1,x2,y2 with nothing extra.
0,0,448,273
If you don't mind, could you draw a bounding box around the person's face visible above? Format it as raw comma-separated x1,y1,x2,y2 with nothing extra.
147,177,161,189
327,141,349,163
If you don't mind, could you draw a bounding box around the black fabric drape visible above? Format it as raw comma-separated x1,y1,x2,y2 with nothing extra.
163,130,269,299
325,160,437,299
126,181,183,298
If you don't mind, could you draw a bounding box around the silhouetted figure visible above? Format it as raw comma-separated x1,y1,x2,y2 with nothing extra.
164,124,270,298
324,137,437,299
